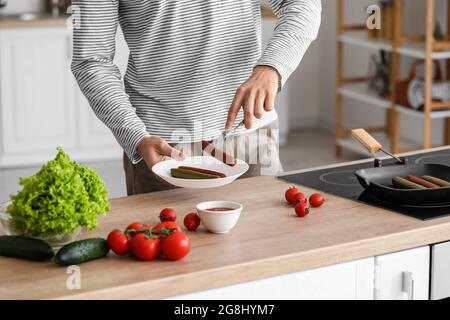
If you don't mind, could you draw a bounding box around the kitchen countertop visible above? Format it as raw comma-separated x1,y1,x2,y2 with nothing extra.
0,14,69,28
0,7,275,29
1,147,450,300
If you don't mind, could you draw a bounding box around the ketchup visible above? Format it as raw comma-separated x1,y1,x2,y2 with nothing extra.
206,207,234,212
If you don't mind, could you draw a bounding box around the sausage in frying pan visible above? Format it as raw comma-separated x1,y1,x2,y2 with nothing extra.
392,176,427,190
405,175,440,188
421,176,450,187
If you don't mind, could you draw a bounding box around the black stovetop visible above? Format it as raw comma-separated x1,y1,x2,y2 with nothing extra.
279,149,450,221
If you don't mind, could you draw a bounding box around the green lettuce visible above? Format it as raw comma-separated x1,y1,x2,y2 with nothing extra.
7,147,110,237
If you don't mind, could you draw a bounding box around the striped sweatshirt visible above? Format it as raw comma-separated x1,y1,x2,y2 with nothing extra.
71,0,322,164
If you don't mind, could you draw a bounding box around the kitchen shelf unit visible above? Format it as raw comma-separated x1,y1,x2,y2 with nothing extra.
336,0,450,157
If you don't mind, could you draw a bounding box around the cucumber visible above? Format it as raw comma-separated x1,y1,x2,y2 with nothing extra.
55,238,109,266
0,236,54,261
171,168,219,180
392,176,426,190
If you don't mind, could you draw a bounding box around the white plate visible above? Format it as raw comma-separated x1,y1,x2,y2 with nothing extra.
152,156,249,189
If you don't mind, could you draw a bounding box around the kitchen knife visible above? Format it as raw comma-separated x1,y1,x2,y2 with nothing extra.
220,120,245,141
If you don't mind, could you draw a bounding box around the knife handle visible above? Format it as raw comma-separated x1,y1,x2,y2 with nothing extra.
351,129,382,154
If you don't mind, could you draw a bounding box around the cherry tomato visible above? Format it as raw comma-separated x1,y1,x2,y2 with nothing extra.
295,202,310,217
285,186,299,204
153,221,182,234
291,192,307,205
161,232,191,261
159,208,177,222
184,213,201,231
126,222,150,231
107,229,130,256
130,233,161,261
126,222,151,237
309,193,325,208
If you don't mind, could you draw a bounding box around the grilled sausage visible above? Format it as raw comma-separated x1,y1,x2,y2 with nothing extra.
201,141,237,167
392,176,427,190
171,168,219,180
421,176,450,187
178,166,226,178
405,175,439,188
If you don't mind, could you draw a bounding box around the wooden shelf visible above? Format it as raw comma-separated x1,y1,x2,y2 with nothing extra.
340,31,450,60
338,83,390,110
397,104,450,119
336,0,450,156
339,32,393,52
338,82,450,119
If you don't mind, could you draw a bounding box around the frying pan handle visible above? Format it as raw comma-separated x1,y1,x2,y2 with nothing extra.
351,129,382,154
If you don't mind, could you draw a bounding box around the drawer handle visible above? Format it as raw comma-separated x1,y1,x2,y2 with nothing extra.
402,271,415,300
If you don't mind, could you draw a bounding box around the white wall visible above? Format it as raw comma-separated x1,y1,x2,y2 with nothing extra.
0,0,45,14
287,38,321,128
262,2,321,129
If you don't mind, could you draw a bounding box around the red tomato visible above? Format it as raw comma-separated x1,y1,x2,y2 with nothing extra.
130,233,161,261
285,186,299,204
291,192,307,205
184,213,201,231
309,193,325,208
107,229,130,256
161,232,191,261
159,208,177,222
295,202,310,217
125,222,151,237
153,221,182,233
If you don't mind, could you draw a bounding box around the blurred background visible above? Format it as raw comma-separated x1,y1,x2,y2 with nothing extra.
0,0,449,199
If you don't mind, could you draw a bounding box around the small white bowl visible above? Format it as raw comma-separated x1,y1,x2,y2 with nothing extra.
196,201,243,234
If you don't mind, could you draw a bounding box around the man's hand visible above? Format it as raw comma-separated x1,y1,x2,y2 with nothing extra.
226,65,279,130
137,136,184,168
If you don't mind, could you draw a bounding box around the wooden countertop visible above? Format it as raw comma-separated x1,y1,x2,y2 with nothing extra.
1,147,450,299
261,6,275,19
0,15,68,28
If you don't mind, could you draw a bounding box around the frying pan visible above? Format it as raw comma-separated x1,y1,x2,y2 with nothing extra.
352,129,450,205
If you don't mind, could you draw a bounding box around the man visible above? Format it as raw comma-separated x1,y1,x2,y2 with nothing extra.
72,0,321,195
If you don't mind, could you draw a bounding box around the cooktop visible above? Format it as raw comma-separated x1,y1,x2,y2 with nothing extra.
279,149,450,221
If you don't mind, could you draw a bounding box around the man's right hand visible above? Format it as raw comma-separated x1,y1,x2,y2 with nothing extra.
137,136,185,168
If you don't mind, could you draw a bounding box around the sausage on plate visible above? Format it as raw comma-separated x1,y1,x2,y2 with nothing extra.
178,166,226,178
201,141,236,167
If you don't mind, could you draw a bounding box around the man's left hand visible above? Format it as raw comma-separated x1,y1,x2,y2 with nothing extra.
226,65,279,130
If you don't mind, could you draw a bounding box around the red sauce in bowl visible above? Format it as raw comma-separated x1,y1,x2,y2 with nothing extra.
206,207,234,212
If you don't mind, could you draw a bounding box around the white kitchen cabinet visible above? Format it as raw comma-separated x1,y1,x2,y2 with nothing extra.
171,246,433,300
170,257,375,300
374,246,430,300
0,26,125,168
431,242,450,300
0,27,76,165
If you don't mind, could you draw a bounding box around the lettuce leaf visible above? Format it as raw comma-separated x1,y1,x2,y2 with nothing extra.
7,147,110,237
